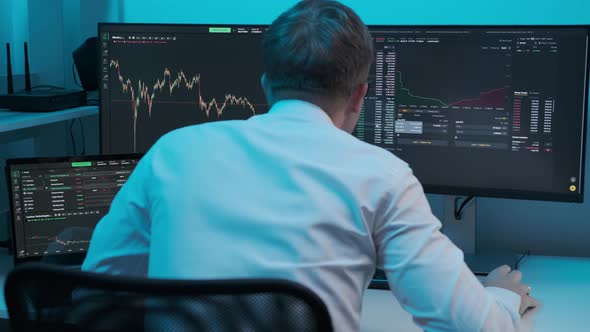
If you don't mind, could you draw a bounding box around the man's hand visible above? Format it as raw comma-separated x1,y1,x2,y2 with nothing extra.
483,265,539,315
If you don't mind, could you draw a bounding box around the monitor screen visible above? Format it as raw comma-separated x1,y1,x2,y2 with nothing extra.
6,154,141,262
99,24,269,154
356,26,589,202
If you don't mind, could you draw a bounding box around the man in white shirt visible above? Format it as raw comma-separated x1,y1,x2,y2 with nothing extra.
83,0,537,330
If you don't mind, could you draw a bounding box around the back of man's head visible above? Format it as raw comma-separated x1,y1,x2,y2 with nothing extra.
263,0,373,105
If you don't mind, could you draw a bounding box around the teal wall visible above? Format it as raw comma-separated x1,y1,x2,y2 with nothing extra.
0,1,29,76
121,0,589,25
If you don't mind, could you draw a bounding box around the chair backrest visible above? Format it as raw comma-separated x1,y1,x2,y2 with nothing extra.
4,263,333,332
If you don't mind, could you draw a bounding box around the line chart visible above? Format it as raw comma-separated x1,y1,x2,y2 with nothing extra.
110,59,259,151
26,235,90,247
396,71,507,108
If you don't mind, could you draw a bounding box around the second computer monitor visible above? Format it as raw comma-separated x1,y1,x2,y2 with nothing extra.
6,154,141,264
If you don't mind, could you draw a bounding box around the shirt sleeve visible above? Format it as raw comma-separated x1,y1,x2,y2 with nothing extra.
81,151,154,277
372,168,520,332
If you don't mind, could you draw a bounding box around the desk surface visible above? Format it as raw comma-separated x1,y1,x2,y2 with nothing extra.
360,255,590,332
0,252,589,331
0,106,98,133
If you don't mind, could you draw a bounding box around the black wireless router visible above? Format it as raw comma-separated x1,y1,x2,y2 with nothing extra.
0,42,86,112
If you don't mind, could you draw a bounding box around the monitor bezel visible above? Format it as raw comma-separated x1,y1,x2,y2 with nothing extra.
97,23,589,203
6,153,144,265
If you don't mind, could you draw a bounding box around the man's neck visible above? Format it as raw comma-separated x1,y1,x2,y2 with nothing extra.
271,91,347,115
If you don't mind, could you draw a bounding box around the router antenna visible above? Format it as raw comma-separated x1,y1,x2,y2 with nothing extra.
24,42,31,91
6,43,14,94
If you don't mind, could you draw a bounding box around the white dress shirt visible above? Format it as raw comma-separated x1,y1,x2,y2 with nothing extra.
82,99,520,331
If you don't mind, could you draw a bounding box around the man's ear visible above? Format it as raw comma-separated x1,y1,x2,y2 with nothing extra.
260,73,267,89
349,82,368,114
261,73,273,105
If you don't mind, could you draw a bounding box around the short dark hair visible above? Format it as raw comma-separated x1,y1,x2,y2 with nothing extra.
263,0,373,98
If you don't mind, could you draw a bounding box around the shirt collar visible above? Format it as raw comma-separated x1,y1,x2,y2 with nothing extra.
267,99,335,125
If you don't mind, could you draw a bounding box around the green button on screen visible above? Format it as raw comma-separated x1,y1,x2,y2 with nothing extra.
71,162,92,167
209,27,231,33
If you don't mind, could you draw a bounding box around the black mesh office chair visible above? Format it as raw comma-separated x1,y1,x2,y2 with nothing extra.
4,263,333,332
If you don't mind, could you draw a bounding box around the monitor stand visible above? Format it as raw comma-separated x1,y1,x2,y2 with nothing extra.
441,195,520,275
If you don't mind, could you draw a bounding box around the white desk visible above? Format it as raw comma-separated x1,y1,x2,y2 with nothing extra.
0,252,589,331
0,106,98,133
360,255,590,332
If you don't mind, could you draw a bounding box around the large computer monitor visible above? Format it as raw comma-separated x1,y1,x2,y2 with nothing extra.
99,24,589,202
99,24,269,154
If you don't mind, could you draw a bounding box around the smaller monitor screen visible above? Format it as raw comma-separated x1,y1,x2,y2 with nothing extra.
7,155,141,260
